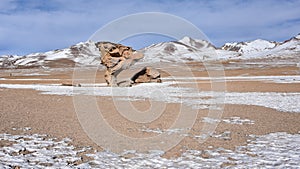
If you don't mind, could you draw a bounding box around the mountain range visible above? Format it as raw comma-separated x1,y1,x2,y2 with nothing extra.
1,34,299,69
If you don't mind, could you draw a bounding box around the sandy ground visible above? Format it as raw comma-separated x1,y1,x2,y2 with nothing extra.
0,60,300,167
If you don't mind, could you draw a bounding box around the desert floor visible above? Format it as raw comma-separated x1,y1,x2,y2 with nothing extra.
0,59,300,168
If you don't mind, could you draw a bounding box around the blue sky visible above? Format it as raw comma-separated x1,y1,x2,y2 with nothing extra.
0,0,300,55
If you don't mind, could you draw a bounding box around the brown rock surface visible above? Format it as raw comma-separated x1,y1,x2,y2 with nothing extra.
131,67,162,84
95,42,144,86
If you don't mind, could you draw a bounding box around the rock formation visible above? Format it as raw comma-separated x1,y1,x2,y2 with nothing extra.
95,42,161,86
131,67,161,84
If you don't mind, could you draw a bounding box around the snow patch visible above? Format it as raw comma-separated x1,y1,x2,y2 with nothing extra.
0,133,88,168
202,117,254,125
0,132,299,168
22,73,50,76
0,81,300,113
222,117,255,125
162,75,300,83
140,128,189,135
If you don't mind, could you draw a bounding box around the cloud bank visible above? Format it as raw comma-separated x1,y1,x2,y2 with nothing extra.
0,0,300,55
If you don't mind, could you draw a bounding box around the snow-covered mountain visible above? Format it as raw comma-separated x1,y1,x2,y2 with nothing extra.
142,34,300,62
141,36,218,63
222,39,277,53
0,41,101,69
1,34,299,68
266,34,300,56
219,35,300,59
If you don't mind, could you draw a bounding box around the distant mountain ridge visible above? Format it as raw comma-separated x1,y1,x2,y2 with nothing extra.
1,34,299,68
221,39,278,53
142,33,300,62
220,34,300,57
0,41,100,68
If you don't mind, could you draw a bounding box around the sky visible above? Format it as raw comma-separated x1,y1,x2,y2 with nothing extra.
0,0,300,55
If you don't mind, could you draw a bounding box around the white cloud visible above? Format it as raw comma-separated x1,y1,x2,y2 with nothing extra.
0,0,17,12
0,0,300,55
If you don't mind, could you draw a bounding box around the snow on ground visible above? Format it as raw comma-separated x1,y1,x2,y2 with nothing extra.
162,75,300,83
222,117,255,125
0,133,87,168
202,117,255,125
22,73,50,76
224,92,300,113
139,117,254,139
139,127,189,136
0,132,299,168
0,76,300,113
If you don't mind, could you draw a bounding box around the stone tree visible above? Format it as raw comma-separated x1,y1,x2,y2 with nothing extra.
96,42,161,87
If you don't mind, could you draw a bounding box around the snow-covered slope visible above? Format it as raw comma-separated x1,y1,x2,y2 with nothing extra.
267,35,300,56
0,34,299,68
141,36,217,63
142,34,300,62
219,34,300,59
222,39,277,53
0,41,101,68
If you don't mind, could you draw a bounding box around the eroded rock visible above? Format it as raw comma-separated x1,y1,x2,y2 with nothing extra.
131,67,161,84
116,67,162,87
95,42,161,87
